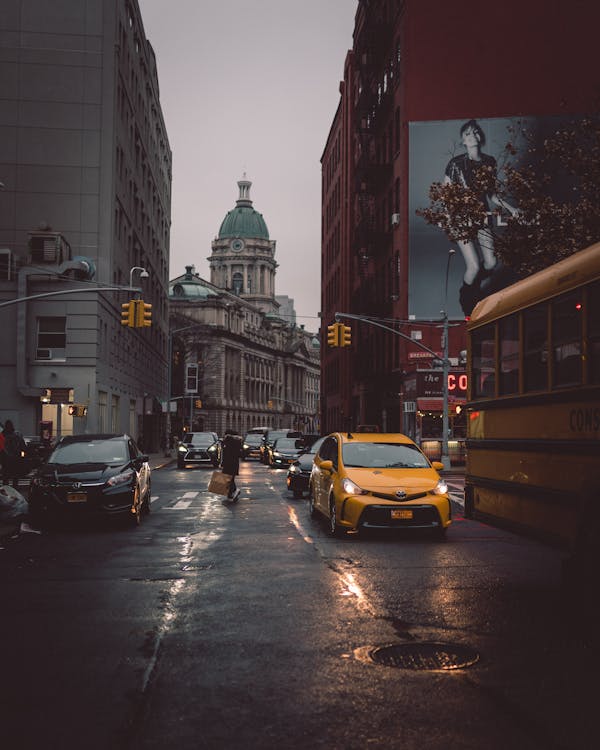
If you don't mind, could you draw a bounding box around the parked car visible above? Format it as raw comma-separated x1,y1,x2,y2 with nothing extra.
177,432,221,468
309,432,450,538
286,436,325,498
266,436,305,468
28,434,151,526
21,436,53,475
259,429,303,464
241,433,264,460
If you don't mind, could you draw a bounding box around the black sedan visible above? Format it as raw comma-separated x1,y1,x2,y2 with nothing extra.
267,437,305,468
286,436,325,498
28,434,151,526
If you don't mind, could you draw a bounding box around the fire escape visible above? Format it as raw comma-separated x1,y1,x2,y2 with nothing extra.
352,8,393,318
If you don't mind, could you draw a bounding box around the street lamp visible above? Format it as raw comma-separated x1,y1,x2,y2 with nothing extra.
440,248,455,471
129,266,149,296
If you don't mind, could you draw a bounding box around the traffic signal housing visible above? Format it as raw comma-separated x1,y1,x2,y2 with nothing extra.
136,300,152,327
121,301,135,327
340,324,352,347
68,404,88,417
327,322,340,347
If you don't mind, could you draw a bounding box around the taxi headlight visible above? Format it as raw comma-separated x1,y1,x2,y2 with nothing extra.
432,478,448,495
342,477,367,495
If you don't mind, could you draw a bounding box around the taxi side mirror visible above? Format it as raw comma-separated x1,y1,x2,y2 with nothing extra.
431,461,444,471
318,459,333,472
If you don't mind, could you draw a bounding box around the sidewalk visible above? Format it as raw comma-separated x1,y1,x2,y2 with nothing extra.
147,451,175,471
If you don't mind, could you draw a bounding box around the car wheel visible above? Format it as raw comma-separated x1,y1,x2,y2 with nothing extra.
433,525,447,541
328,495,345,537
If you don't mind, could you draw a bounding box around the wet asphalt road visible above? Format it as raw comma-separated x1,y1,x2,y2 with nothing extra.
0,460,596,749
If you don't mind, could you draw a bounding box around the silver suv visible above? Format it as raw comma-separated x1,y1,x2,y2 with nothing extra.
177,432,221,469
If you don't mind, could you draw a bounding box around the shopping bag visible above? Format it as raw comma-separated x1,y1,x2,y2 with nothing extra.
208,470,233,496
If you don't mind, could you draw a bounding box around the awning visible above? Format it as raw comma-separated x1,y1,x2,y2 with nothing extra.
417,397,466,411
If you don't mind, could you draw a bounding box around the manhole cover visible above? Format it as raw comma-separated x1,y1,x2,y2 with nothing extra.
356,642,480,671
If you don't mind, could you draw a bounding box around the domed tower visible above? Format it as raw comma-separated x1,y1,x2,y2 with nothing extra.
209,176,278,314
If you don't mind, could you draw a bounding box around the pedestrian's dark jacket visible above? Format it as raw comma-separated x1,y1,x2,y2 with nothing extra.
221,434,241,476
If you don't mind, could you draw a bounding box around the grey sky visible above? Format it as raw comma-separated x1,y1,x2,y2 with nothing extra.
138,1,357,332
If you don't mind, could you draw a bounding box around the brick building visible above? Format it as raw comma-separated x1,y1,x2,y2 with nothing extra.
320,0,600,459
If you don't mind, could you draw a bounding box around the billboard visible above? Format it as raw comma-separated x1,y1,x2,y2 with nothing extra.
408,115,566,319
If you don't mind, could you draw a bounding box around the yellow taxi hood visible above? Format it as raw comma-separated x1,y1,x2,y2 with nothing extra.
344,467,440,493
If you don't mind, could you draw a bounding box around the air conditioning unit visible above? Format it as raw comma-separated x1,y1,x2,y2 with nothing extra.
391,213,400,226
36,348,52,360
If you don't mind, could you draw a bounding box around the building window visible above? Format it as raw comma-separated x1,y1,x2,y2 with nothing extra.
111,394,120,433
37,317,66,359
98,391,108,432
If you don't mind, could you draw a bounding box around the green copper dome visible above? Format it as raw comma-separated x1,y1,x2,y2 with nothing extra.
218,176,269,240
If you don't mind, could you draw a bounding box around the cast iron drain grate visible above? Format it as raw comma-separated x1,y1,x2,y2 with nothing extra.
357,642,480,671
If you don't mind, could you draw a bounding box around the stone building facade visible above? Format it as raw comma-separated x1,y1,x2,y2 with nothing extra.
169,179,320,438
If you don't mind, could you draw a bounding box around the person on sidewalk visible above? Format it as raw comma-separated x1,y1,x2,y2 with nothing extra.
221,430,242,502
1,420,26,488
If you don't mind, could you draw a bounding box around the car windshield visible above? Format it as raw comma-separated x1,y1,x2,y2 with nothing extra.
342,442,430,469
274,438,299,451
48,439,129,465
268,431,288,442
306,437,325,454
185,434,215,445
244,435,263,445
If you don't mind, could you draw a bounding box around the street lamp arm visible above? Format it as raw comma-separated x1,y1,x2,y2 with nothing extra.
0,285,142,308
334,312,447,361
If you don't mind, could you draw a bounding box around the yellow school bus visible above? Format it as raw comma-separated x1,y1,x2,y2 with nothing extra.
465,242,600,579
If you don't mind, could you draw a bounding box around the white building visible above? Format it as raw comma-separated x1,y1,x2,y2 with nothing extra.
169,178,320,437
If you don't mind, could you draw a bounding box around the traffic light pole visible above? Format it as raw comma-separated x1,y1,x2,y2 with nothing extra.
333,309,454,470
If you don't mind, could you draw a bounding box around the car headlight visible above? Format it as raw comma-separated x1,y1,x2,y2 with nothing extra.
273,451,282,458
342,477,367,495
432,478,449,495
243,443,249,450
208,445,217,453
32,476,51,488
105,469,134,488
178,445,187,452
289,464,301,474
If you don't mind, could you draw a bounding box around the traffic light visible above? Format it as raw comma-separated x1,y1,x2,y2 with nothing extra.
68,404,87,417
340,324,352,347
121,301,135,327
135,300,152,327
327,323,340,347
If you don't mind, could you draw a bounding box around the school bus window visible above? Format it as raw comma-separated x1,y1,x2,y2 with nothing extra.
498,314,519,395
472,325,495,398
588,280,600,384
523,303,548,393
552,291,582,388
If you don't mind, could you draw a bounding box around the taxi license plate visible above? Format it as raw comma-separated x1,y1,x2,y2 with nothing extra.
67,492,87,503
391,509,413,520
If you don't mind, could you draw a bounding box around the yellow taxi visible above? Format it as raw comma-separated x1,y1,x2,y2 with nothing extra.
309,432,451,538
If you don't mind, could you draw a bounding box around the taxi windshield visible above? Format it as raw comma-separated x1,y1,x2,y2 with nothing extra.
342,442,429,469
